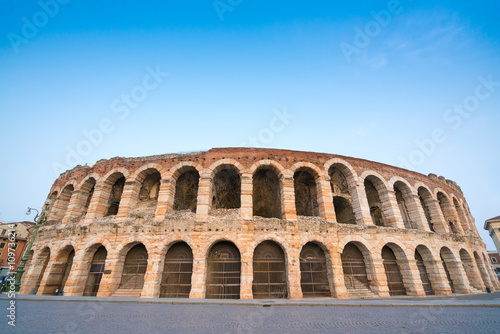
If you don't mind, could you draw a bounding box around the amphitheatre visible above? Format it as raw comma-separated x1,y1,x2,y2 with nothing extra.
20,147,499,299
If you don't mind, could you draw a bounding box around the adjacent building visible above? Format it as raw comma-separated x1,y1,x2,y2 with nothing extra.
0,221,35,279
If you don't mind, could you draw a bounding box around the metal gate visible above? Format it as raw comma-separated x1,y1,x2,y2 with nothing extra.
253,241,287,299
415,251,434,295
342,243,370,290
206,242,241,299
44,250,74,295
440,255,455,293
83,246,107,296
160,242,193,298
300,243,331,297
382,247,406,296
119,244,148,290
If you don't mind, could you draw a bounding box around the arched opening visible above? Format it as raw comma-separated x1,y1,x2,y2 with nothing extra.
341,243,371,292
212,167,241,209
415,249,434,295
437,192,458,234
160,242,193,298
253,167,281,218
453,198,469,232
81,178,96,216
43,246,75,295
33,247,50,294
138,170,161,204
206,241,241,299
474,252,491,289
459,249,482,290
418,187,435,232
394,183,413,229
105,175,125,216
83,246,107,296
329,166,356,224
118,244,148,293
364,178,385,227
294,170,319,217
253,241,287,299
299,242,331,297
56,185,74,219
173,168,200,212
440,248,458,293
381,246,406,296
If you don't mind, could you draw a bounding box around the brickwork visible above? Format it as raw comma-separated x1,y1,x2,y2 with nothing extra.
19,148,500,298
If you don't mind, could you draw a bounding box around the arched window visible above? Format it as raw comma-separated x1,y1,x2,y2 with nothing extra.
299,243,330,297
160,242,193,298
83,246,107,296
253,241,287,299
394,183,412,229
294,170,319,217
253,167,281,218
138,170,161,204
212,168,241,209
173,168,200,212
106,175,125,216
81,178,96,216
206,241,241,299
118,244,148,291
415,249,434,295
418,187,434,232
341,243,371,292
381,246,406,296
329,166,355,224
437,192,458,234
364,178,385,227
55,185,74,219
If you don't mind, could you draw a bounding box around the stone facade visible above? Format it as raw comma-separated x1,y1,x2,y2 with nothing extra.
19,148,500,299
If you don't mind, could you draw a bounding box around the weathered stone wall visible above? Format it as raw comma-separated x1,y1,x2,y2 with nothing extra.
20,148,499,299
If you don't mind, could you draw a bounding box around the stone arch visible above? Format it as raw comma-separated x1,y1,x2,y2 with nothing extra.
362,172,390,227
133,167,162,208
459,249,483,290
341,242,373,293
293,166,321,217
437,191,460,234
440,247,467,293
172,165,200,212
473,251,491,289
390,178,420,230
324,158,359,189
101,171,127,216
252,164,283,218
253,240,288,299
414,245,436,295
299,241,332,297
452,196,470,232
130,163,168,181
416,185,436,232
208,161,242,210
205,240,241,299
31,246,51,295
249,160,287,178
53,182,76,220
290,162,324,180
83,244,108,296
381,243,408,296
159,241,193,298
79,175,98,217
116,243,149,294
41,245,76,295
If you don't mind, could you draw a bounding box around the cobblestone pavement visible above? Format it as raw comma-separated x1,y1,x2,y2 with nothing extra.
2,299,500,334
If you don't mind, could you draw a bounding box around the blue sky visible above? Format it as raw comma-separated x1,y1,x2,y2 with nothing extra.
0,1,499,249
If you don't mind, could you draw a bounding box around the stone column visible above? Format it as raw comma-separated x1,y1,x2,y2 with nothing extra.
116,180,141,222
195,176,211,222
317,179,336,222
287,246,303,299
369,258,390,297
447,259,472,294
240,252,253,299
428,199,450,234
330,249,348,299
141,252,162,298
281,177,297,221
62,190,85,226
240,173,253,220
401,259,426,297
380,189,406,229
411,194,432,232
96,257,124,297
155,179,175,220
84,184,111,224
63,250,89,296
37,253,63,296
424,259,453,296
189,256,206,299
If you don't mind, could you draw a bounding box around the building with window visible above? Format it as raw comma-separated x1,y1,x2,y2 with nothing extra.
0,221,35,279
19,148,500,298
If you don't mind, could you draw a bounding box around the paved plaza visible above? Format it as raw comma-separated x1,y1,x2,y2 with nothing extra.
1,293,500,334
